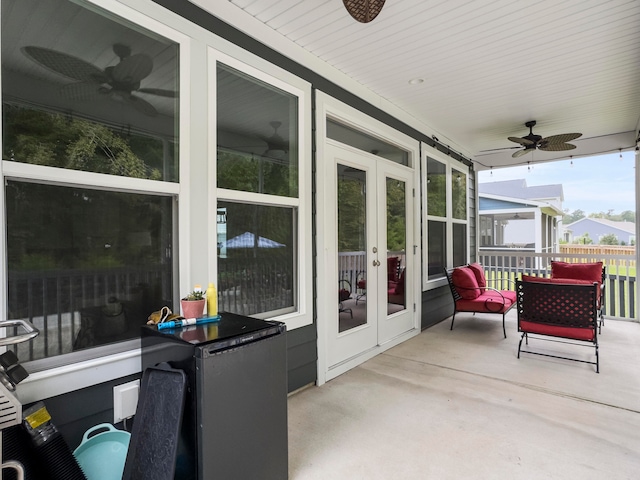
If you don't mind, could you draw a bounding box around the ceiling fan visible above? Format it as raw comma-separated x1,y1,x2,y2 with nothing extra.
22,44,176,116
261,121,288,159
507,121,582,158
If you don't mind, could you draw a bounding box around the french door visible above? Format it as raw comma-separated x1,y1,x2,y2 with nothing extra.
327,142,415,368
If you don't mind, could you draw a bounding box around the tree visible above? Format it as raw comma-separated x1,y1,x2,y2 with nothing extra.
576,232,593,245
599,234,619,245
3,105,164,180
563,209,585,224
620,210,635,222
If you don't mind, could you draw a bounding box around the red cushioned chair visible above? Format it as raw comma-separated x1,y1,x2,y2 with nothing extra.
516,278,599,372
355,256,401,305
388,268,405,305
339,279,352,318
550,261,606,333
444,264,516,338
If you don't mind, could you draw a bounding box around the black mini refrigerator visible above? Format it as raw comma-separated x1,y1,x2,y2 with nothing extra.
141,313,288,480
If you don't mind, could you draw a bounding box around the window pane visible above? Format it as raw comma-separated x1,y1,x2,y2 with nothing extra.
387,177,406,252
217,64,298,197
338,165,367,331
327,119,409,166
387,177,406,309
217,202,296,316
428,220,446,280
6,181,173,362
1,0,179,181
427,157,446,217
453,223,467,267
452,170,467,220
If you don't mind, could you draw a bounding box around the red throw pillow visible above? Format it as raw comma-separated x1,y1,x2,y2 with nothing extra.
452,267,480,299
551,261,603,283
339,289,351,302
467,263,486,288
551,277,593,285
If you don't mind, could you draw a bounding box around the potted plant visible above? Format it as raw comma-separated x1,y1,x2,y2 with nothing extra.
181,286,206,319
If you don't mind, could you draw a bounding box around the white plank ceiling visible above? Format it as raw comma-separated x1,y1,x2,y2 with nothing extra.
210,0,640,170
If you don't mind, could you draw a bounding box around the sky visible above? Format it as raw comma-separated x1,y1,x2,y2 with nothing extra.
477,151,636,216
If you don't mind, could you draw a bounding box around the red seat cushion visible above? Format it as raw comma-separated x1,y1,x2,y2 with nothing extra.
451,267,481,299
467,263,486,288
550,261,603,283
456,292,514,313
484,289,516,303
519,320,595,342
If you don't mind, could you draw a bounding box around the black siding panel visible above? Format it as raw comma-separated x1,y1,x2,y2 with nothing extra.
286,324,317,392
15,374,141,454
421,286,453,330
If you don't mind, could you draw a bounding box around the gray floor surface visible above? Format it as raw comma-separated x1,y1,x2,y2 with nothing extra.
288,312,640,479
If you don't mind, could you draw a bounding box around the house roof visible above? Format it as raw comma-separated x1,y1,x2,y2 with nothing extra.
565,217,636,235
478,179,564,202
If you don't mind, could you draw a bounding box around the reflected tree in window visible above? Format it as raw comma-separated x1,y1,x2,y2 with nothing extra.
3,105,170,180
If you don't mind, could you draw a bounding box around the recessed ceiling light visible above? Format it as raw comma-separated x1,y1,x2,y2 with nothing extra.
408,78,424,85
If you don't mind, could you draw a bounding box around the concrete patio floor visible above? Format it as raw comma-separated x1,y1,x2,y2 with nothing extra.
288,311,640,479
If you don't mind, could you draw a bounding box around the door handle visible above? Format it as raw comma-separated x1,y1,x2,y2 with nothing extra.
373,260,380,266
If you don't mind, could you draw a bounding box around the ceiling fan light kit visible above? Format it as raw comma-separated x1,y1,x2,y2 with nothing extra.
507,120,582,158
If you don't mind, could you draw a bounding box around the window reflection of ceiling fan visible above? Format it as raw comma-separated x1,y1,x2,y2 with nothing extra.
219,121,289,161
261,121,288,160
22,44,176,116
507,121,582,158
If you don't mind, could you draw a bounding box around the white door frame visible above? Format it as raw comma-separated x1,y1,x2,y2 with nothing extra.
316,91,422,385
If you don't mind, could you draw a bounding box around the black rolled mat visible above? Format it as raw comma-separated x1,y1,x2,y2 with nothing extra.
122,363,186,480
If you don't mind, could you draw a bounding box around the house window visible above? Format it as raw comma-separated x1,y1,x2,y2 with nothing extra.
327,119,410,166
216,60,305,320
424,155,469,283
1,0,179,365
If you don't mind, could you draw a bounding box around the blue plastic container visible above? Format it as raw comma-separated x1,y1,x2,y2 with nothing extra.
73,423,130,480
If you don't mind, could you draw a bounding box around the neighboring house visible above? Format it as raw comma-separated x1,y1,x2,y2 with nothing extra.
564,218,636,245
478,179,564,253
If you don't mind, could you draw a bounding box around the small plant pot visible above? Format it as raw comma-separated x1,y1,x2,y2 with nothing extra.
181,299,205,319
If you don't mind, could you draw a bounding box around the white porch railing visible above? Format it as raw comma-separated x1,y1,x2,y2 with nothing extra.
478,249,638,321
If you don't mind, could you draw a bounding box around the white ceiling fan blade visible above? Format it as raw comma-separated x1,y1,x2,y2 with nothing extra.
512,148,532,158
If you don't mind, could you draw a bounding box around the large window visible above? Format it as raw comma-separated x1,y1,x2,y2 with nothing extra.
2,0,179,365
215,58,308,322
424,154,469,283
